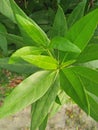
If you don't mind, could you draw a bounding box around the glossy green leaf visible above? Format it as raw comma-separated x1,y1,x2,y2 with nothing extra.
9,46,43,63
21,55,58,70
0,58,39,74
60,69,89,112
50,37,81,53
66,9,98,50
50,5,67,37
0,23,8,55
15,14,50,47
76,44,98,63
0,71,56,118
70,66,98,84
31,74,59,130
79,76,98,99
0,0,15,22
65,66,98,121
67,0,86,28
9,0,50,46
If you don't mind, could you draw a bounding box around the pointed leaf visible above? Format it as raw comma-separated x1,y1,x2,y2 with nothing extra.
87,92,98,121
50,37,81,53
21,55,58,70
67,0,86,28
31,74,59,130
15,14,50,46
9,0,50,46
50,5,67,38
9,0,27,20
76,44,98,63
0,71,56,118
0,23,8,55
60,69,89,112
66,9,98,50
9,46,43,63
66,66,98,121
70,66,98,84
0,58,39,74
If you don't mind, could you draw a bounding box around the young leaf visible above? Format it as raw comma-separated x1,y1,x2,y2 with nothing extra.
50,5,67,38
30,74,59,130
76,44,98,63
0,71,56,118
66,9,98,50
67,0,86,28
15,14,50,47
50,36,81,53
9,46,43,63
0,23,8,55
21,55,58,70
9,0,50,46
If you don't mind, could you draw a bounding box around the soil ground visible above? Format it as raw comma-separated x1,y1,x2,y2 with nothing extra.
0,104,98,130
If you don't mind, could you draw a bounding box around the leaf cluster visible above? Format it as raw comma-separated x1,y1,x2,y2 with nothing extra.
0,0,98,130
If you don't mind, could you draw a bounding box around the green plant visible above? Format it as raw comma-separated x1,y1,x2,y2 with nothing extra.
0,0,98,130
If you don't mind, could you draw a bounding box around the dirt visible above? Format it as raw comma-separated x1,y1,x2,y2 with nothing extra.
0,104,98,130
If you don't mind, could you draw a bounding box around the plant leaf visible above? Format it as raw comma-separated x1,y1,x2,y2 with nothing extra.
0,58,39,74
9,46,43,63
16,14,50,46
67,0,86,28
30,74,59,130
70,66,98,84
6,33,24,47
60,69,89,113
9,0,50,46
0,0,15,22
50,36,81,53
9,0,27,20
66,9,98,50
21,55,58,70
39,115,48,130
50,91,68,117
87,92,98,121
0,23,8,55
0,71,56,118
76,44,98,63
65,66,98,121
79,60,98,69
50,5,67,38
